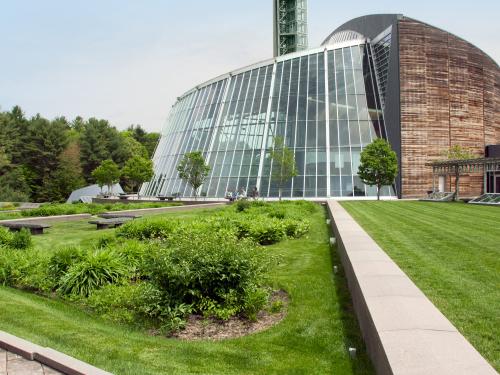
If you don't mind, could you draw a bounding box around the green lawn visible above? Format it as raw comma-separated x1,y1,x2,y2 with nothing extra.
341,201,500,370
0,204,374,374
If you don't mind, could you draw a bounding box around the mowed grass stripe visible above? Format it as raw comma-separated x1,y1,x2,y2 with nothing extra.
341,201,500,371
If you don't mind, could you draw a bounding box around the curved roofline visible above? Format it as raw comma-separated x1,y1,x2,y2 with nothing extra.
324,14,498,68
175,38,367,102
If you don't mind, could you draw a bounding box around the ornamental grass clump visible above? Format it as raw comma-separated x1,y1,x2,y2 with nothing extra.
58,248,129,297
8,228,32,250
48,246,85,286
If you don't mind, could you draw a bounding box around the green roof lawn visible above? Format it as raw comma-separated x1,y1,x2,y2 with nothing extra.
0,204,374,374
341,201,500,371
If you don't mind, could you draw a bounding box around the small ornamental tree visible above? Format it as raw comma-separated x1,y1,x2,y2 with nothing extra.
270,136,298,201
177,151,210,200
358,139,398,200
440,145,475,201
91,159,121,194
122,155,154,198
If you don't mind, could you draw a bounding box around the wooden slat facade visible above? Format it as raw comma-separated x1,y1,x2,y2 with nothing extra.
398,18,500,197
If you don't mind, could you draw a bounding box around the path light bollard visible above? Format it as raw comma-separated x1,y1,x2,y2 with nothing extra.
326,219,331,225
329,237,336,246
349,347,357,359
333,265,338,274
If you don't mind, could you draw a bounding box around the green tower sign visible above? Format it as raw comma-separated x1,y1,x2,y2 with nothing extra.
273,0,309,57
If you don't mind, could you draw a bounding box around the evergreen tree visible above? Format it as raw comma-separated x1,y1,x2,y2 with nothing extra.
45,141,86,202
24,116,69,201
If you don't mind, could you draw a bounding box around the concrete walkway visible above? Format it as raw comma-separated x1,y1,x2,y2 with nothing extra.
327,200,497,375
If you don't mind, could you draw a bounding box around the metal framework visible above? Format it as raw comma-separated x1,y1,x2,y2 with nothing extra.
273,0,308,57
427,157,500,194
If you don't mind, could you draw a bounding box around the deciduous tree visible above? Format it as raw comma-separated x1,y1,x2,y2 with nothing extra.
92,159,121,194
177,151,210,199
358,139,398,200
270,136,298,201
122,155,154,197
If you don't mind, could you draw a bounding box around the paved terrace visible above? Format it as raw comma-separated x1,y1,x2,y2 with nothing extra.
327,200,497,375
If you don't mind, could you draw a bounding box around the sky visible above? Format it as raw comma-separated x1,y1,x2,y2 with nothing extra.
0,0,498,133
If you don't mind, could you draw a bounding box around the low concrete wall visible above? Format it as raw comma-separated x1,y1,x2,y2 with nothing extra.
326,200,497,375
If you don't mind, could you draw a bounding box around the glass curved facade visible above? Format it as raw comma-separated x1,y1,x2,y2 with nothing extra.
141,40,396,198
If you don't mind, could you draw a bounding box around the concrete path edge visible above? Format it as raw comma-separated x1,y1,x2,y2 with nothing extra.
326,200,497,375
0,330,112,375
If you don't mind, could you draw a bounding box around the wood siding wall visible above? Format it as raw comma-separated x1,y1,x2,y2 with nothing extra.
398,18,500,197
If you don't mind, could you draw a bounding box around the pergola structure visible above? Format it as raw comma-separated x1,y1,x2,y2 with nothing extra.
427,157,500,198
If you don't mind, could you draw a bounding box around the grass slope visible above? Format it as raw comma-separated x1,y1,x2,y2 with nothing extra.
341,201,500,370
0,204,374,374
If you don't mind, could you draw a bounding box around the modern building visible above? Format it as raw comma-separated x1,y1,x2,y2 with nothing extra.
141,13,499,199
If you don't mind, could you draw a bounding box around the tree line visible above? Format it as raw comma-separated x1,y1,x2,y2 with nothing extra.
0,105,159,202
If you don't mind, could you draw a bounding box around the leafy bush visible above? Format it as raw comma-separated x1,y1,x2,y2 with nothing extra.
58,249,129,297
246,218,286,245
48,246,85,284
243,287,269,321
0,247,16,286
267,207,286,219
282,218,310,238
114,240,151,278
147,230,269,323
0,248,51,291
9,228,33,250
0,227,13,247
116,217,180,240
86,283,147,325
235,199,251,212
20,202,182,217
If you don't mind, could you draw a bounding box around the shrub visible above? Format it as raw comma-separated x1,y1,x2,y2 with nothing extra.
116,218,179,240
86,283,146,325
58,249,129,297
0,248,51,291
243,287,269,321
235,199,251,212
282,218,310,238
0,247,16,286
147,230,269,322
0,227,13,247
12,250,51,292
247,218,286,245
267,207,286,219
114,240,151,278
48,246,85,284
21,202,183,218
9,228,32,250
